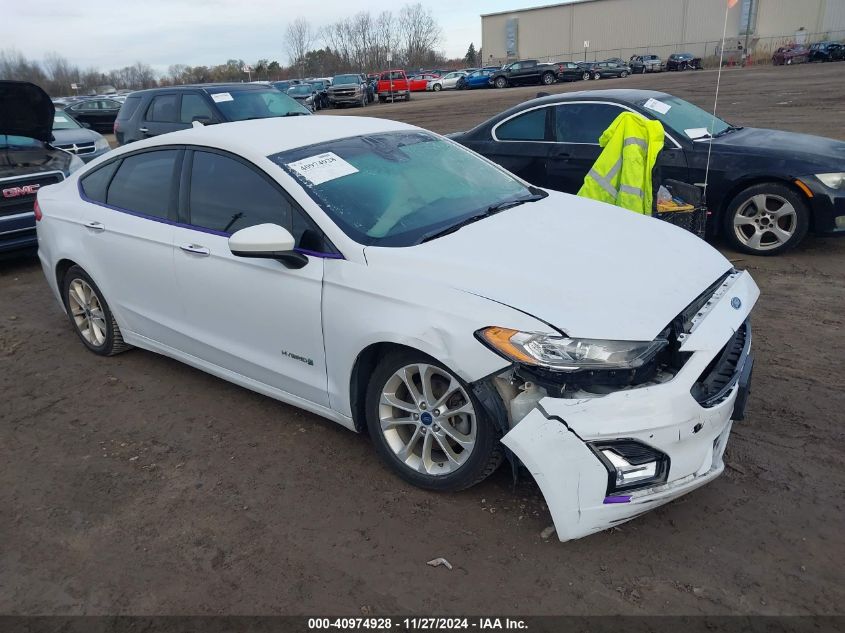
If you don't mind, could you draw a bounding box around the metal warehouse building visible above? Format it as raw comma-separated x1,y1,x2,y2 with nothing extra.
481,0,845,65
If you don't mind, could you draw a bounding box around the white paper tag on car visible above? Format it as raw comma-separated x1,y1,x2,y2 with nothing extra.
684,127,711,139
54,115,66,123
643,98,671,114
211,92,234,103
287,152,358,185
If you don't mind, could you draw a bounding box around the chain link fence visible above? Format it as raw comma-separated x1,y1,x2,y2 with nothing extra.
485,29,845,68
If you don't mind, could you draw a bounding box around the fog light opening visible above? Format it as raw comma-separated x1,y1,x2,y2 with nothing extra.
590,440,670,495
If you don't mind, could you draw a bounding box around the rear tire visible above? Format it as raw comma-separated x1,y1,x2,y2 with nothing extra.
365,350,504,492
582,71,590,81
62,265,131,356
541,72,555,85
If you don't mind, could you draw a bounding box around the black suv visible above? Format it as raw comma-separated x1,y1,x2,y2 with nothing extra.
1,81,83,253
114,83,310,146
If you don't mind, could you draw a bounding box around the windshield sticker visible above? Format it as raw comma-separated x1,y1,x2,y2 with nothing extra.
643,98,671,115
211,92,234,103
684,127,711,140
54,115,67,122
287,152,358,185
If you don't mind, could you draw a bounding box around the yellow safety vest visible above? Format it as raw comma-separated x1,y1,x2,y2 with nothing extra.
577,112,665,214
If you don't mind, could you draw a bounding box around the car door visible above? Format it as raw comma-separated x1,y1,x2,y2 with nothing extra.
67,101,98,128
482,105,554,187
77,148,183,345
546,101,689,194
170,148,330,406
179,92,218,126
139,93,186,139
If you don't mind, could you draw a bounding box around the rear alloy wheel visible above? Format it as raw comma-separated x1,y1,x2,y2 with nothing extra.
62,265,130,356
724,183,809,255
541,72,555,85
582,71,591,81
495,76,508,88
366,351,503,491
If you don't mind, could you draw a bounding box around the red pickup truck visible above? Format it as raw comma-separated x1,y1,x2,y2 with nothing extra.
377,70,411,103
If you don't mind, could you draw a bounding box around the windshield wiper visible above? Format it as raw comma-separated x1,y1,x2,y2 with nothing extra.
418,192,546,244
713,125,743,138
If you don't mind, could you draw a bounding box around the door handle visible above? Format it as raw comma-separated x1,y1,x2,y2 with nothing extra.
138,127,149,134
84,221,105,232
180,243,210,256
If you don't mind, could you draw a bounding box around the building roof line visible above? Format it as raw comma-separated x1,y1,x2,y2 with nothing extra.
481,0,599,19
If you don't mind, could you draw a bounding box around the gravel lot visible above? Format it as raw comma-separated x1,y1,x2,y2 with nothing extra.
2,63,844,616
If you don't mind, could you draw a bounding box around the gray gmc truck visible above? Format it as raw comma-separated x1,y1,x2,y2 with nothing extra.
1,81,84,253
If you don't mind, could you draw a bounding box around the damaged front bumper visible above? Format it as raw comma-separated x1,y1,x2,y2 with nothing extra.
500,270,759,542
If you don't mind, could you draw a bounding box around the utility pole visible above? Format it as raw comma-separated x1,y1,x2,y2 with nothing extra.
743,0,754,66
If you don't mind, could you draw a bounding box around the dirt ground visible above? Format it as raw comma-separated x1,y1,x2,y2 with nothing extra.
2,63,844,616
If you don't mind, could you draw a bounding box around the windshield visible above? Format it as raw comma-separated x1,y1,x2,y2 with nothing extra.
269,131,533,247
210,89,310,120
333,75,360,85
0,134,43,148
288,85,313,96
637,95,730,139
52,111,81,130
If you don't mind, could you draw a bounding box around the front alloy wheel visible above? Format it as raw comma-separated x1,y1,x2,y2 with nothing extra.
366,351,503,490
593,71,601,80
582,71,591,80
495,77,507,88
725,183,809,255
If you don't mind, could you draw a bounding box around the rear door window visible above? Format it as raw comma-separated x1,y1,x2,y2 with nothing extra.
145,94,179,122
496,107,549,141
106,150,180,219
553,102,625,144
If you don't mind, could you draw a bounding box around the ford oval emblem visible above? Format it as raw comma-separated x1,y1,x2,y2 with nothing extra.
731,297,742,310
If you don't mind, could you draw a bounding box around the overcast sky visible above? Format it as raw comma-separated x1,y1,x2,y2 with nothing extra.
6,0,555,73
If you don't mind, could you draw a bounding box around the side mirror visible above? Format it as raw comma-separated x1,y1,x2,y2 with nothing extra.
228,223,307,269
81,122,92,129
192,115,212,125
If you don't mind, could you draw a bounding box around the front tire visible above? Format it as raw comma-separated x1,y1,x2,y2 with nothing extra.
494,76,508,89
62,265,131,356
620,70,628,78
365,350,504,491
723,183,810,256
582,71,590,81
433,83,442,91
593,71,601,80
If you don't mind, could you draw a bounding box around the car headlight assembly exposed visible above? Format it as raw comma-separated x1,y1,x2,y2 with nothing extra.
477,326,667,372
94,137,110,151
590,440,670,494
815,172,845,189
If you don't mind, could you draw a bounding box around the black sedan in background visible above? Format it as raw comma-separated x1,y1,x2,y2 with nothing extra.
587,61,631,79
809,41,845,62
556,61,591,82
666,53,703,70
449,89,845,255
62,98,123,132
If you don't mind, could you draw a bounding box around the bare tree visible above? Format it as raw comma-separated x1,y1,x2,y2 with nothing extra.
286,17,315,72
399,3,441,69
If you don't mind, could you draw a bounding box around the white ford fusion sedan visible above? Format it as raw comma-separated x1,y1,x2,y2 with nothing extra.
36,116,758,541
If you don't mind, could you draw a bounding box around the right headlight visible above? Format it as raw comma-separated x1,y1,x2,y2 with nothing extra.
477,327,667,372
815,172,845,189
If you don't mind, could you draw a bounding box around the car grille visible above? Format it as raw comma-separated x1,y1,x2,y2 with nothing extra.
691,320,751,407
331,88,357,97
1,172,64,218
54,141,96,155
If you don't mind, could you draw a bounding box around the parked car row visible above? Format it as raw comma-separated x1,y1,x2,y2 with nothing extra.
772,41,845,65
